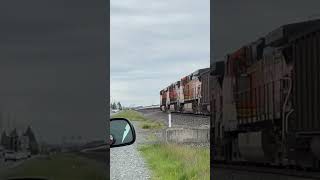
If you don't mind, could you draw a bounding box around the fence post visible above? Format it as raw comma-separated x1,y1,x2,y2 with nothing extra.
168,113,172,128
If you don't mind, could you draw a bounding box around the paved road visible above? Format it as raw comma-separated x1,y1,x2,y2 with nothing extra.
110,121,151,180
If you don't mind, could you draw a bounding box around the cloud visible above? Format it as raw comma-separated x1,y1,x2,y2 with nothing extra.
111,0,210,106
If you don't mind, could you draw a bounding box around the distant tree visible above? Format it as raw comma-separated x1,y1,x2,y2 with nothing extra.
9,129,19,151
111,102,117,109
1,131,9,149
117,102,122,110
24,126,39,154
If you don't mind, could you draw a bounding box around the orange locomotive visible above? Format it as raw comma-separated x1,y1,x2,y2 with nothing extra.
160,68,210,114
212,19,320,169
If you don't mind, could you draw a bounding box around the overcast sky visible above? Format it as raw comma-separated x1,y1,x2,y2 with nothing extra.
0,0,107,144
213,0,320,61
110,0,210,107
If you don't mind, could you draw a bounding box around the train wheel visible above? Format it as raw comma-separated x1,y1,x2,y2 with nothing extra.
223,135,233,162
224,143,230,162
179,104,184,112
192,101,197,113
174,104,178,111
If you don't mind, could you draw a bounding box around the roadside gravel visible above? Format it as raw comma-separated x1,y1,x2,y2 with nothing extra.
110,121,151,180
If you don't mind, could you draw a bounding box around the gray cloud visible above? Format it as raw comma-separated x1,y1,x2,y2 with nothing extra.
111,0,210,106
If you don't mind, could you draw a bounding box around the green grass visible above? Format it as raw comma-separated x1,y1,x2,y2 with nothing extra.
146,134,158,142
112,110,163,129
141,122,162,129
0,153,107,180
139,143,210,180
112,110,147,121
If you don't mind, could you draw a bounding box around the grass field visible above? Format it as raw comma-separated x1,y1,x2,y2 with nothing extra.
0,153,107,180
111,110,163,129
139,143,210,180
112,110,209,180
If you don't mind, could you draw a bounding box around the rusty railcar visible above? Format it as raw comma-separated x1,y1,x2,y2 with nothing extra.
199,68,211,114
181,68,208,113
161,68,211,114
159,88,168,111
182,73,198,113
168,81,181,111
210,60,225,152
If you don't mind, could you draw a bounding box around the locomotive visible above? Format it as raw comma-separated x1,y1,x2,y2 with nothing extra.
211,19,320,169
160,68,210,114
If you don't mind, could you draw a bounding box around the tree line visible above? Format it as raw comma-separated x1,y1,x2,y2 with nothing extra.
110,101,122,110
1,126,39,154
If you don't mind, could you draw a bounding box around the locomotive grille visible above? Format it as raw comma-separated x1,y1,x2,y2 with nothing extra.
292,31,320,132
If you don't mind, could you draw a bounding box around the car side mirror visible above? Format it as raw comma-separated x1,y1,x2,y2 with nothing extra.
110,118,136,148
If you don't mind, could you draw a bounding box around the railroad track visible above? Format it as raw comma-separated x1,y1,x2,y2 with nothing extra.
169,111,211,117
137,107,211,117
137,109,210,128
213,161,320,180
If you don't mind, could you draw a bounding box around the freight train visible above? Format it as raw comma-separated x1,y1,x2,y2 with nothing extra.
211,19,320,169
160,68,211,114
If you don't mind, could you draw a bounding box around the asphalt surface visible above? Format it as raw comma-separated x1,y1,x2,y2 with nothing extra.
110,121,151,180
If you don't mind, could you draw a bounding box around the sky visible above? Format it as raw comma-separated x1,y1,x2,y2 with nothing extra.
110,0,210,107
213,0,320,61
1,0,318,144
0,0,107,144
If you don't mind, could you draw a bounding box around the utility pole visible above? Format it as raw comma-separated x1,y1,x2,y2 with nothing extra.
7,112,10,132
0,112,2,133
13,112,16,131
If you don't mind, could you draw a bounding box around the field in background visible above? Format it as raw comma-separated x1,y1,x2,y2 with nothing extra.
139,143,210,180
111,110,163,129
0,153,107,180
